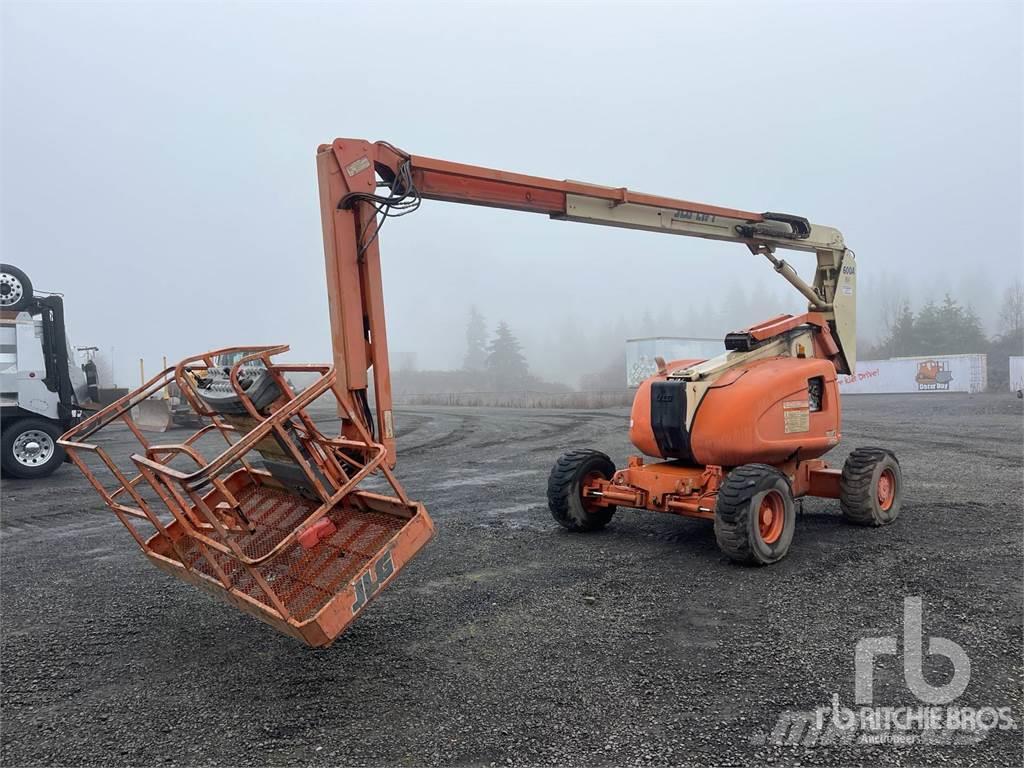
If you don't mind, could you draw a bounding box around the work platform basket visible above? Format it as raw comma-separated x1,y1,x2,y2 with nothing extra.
59,345,433,647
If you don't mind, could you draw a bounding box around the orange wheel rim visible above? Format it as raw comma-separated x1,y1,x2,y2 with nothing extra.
877,468,896,511
757,491,785,545
581,470,604,512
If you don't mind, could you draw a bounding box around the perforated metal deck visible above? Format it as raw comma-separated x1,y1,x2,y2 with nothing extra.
172,483,406,622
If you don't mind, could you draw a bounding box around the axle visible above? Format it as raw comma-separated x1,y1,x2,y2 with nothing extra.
582,456,843,521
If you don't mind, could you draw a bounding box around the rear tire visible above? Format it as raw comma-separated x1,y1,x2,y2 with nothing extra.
1,418,65,479
0,264,33,312
840,448,902,526
714,464,795,565
547,449,616,532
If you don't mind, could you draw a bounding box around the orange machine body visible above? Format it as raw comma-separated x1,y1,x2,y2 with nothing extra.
629,356,841,467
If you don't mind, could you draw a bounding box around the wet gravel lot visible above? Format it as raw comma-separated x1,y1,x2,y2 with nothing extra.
2,394,1021,767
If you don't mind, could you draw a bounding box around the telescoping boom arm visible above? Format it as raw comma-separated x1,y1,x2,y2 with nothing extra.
316,139,857,463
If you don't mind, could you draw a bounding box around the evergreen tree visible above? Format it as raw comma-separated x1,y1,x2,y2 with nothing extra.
953,302,987,352
865,294,989,359
555,314,589,383
889,303,916,357
655,306,674,336
486,321,529,390
918,295,986,354
462,305,488,370
639,309,657,337
718,284,750,332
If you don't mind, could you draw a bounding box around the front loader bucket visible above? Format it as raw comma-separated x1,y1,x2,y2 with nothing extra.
130,399,171,432
59,345,434,647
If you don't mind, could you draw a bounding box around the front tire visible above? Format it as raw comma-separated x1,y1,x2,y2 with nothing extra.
1,418,65,479
0,264,33,311
547,449,616,532
714,464,796,565
840,448,902,526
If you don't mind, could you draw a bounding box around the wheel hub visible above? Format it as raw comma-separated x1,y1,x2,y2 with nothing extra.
0,272,24,308
877,468,896,511
12,430,55,468
580,469,605,512
757,491,785,544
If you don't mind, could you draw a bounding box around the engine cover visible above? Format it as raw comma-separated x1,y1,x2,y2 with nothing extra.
629,357,841,467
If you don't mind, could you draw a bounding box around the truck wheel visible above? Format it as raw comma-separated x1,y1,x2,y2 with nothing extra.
714,464,795,565
547,449,616,531
0,264,33,312
1,418,65,479
840,448,902,526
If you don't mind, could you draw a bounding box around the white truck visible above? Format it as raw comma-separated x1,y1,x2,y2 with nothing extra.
0,265,88,478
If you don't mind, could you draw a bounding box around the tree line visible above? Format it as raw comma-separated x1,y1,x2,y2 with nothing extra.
862,280,1022,356
396,280,1023,397
861,280,1022,389
392,306,563,398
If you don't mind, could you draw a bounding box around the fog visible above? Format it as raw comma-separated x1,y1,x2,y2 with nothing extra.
2,1,1021,388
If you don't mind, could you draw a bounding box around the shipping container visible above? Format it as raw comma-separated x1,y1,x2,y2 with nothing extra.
1009,356,1024,393
838,354,987,395
625,336,723,387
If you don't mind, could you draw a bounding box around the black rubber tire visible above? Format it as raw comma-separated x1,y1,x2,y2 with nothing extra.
1,418,65,479
0,264,33,312
840,448,902,526
547,449,617,532
714,464,796,565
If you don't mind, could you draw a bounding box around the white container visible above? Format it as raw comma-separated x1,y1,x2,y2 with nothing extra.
1009,356,1024,393
837,354,988,395
626,336,723,387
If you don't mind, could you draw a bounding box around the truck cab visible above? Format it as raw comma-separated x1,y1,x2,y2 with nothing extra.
0,264,87,479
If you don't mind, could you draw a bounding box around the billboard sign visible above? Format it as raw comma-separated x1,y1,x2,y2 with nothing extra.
838,354,987,395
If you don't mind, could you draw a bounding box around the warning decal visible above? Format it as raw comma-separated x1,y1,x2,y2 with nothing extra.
783,400,809,433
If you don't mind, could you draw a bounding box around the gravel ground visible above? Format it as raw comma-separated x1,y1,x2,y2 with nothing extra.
2,393,1021,767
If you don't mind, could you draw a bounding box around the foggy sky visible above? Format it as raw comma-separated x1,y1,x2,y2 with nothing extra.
2,1,1021,387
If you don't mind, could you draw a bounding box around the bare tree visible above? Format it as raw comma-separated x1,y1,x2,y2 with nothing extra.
877,274,909,338
462,305,488,370
997,279,1024,337
398,351,418,372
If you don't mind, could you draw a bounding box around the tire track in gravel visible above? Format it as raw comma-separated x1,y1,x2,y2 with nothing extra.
397,407,627,456
0,513,121,542
398,413,478,456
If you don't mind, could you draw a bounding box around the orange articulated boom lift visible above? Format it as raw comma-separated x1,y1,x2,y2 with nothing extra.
59,139,902,647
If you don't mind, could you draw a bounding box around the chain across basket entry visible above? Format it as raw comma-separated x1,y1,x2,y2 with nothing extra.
59,345,433,647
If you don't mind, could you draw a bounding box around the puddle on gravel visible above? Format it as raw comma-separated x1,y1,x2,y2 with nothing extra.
473,502,551,531
482,502,542,517
411,561,547,595
435,469,541,488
